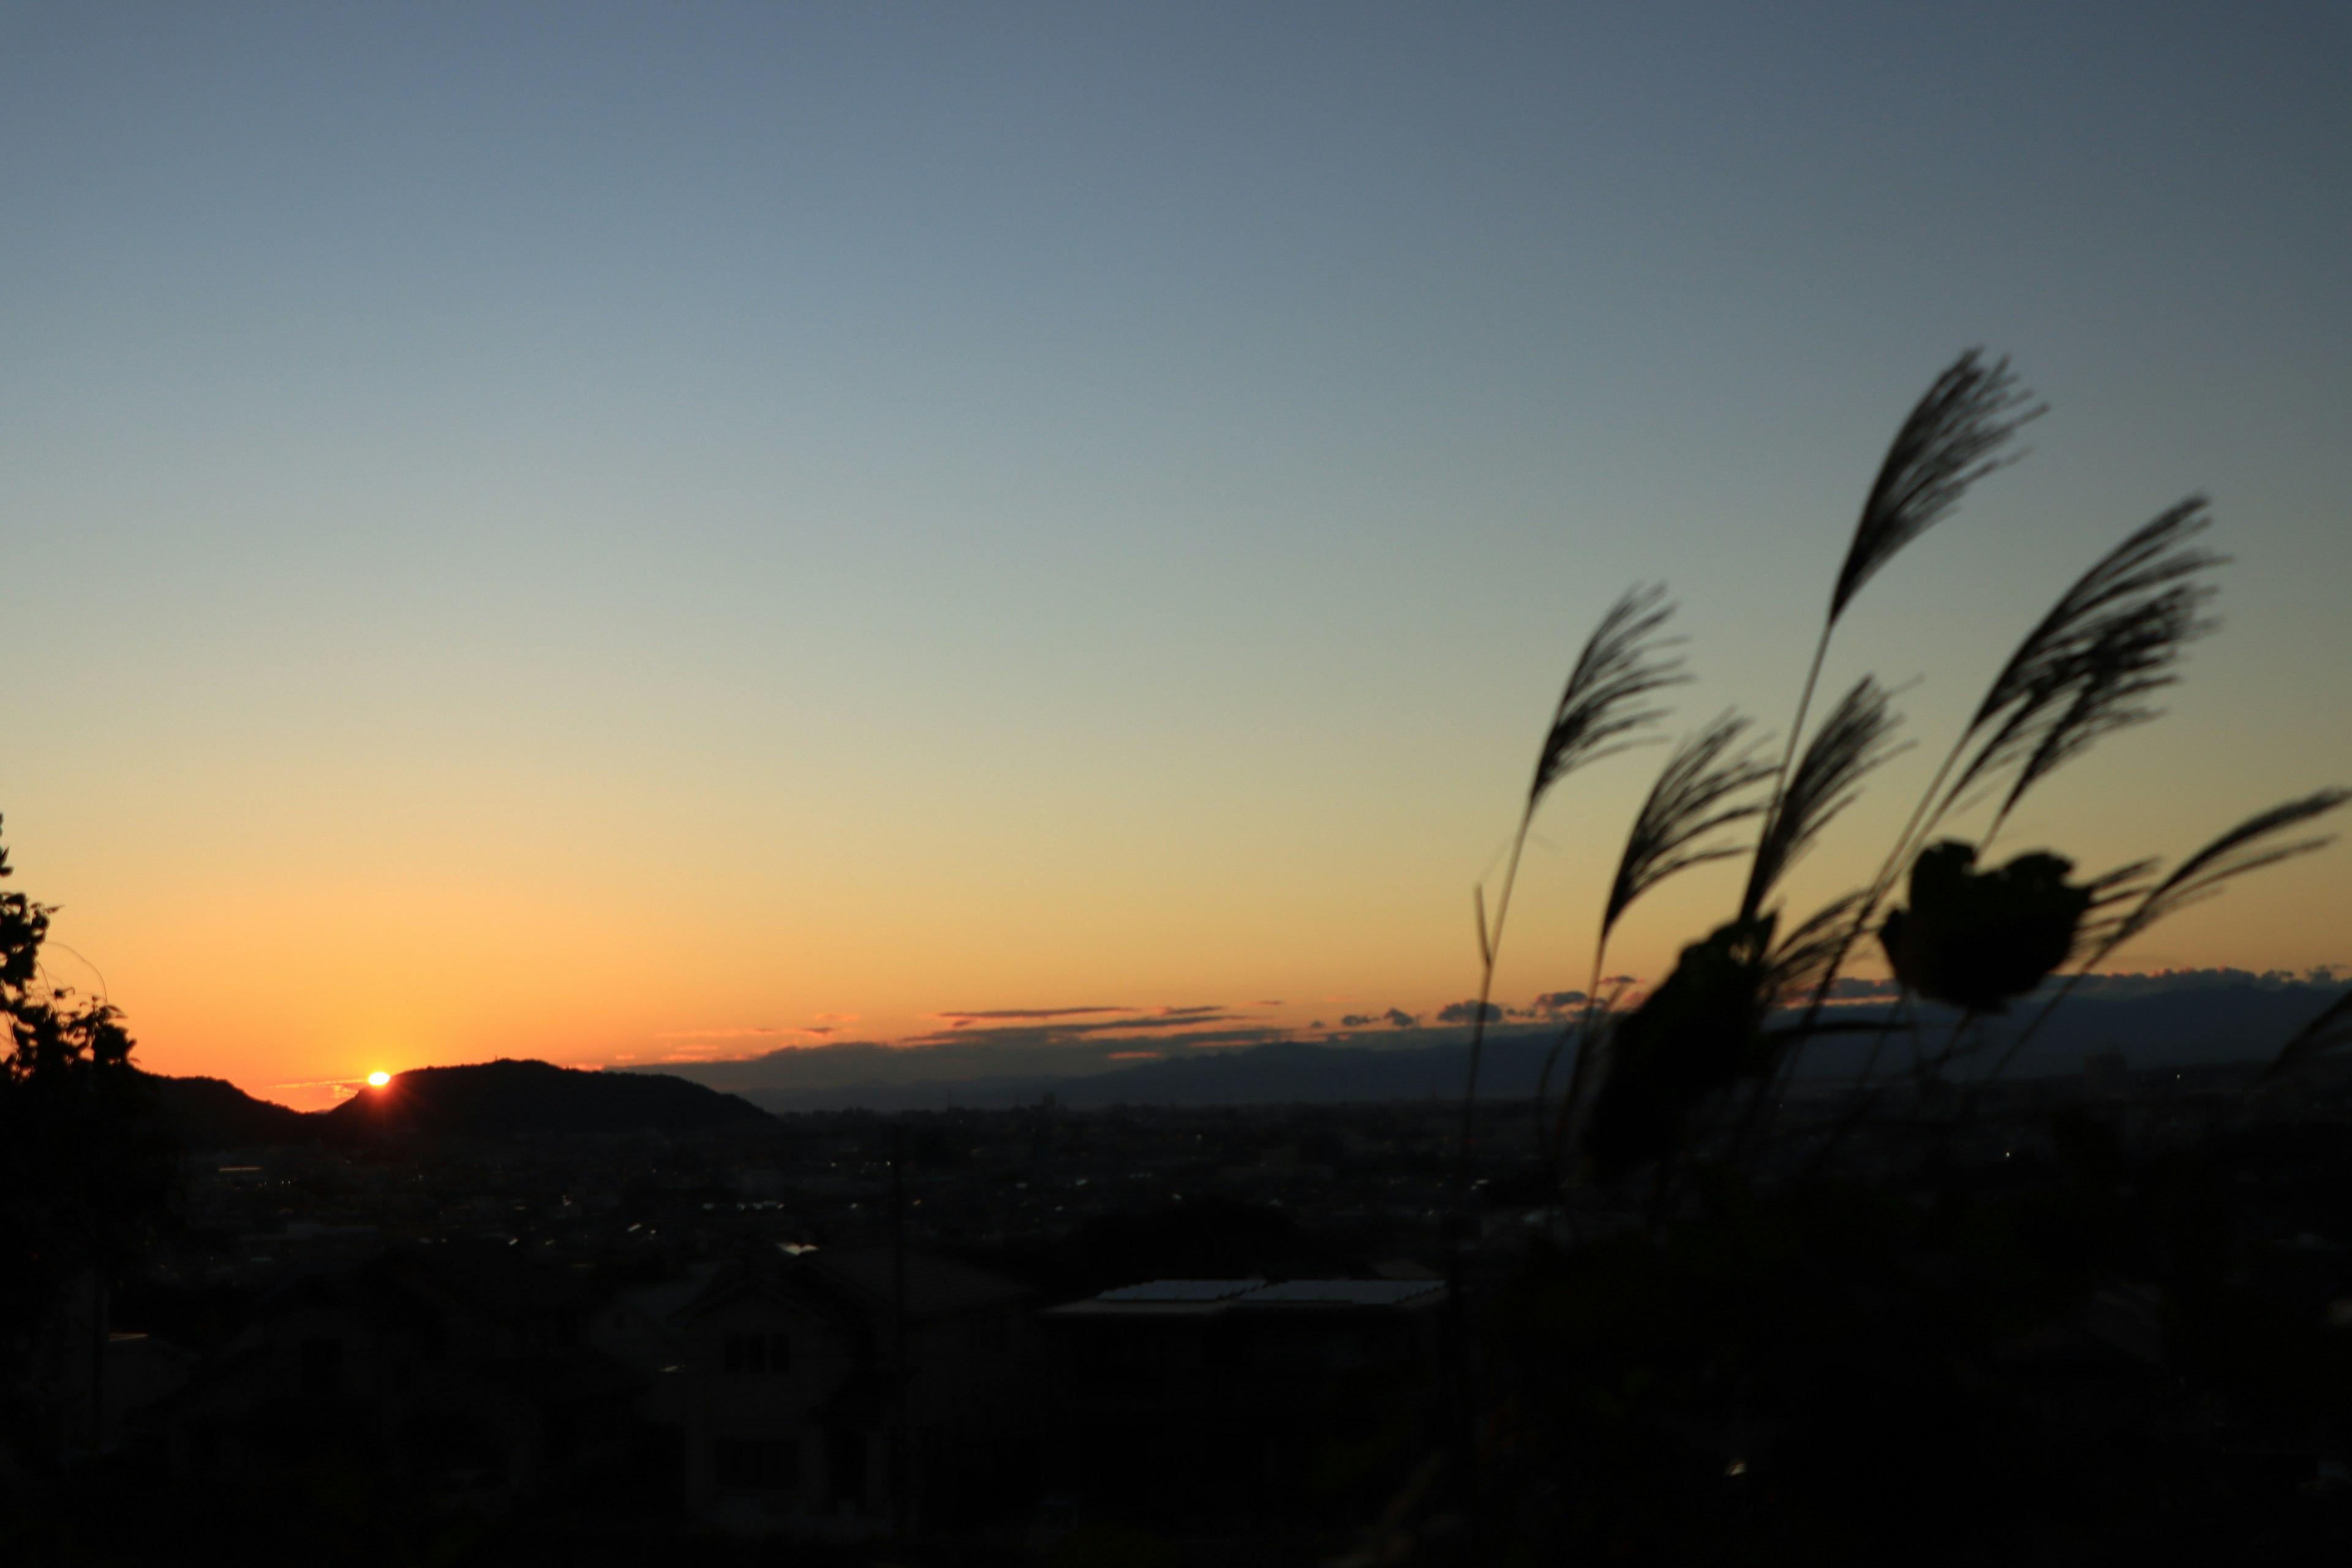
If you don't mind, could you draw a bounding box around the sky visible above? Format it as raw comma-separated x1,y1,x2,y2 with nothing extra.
1,2,2346,1107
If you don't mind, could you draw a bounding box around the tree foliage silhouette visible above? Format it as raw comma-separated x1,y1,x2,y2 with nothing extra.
0,816,178,1449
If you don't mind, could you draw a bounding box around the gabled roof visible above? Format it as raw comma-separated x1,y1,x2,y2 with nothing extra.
675,1261,860,1329
617,1276,712,1328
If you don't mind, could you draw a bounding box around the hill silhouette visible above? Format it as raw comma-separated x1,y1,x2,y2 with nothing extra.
320,1059,771,1139
145,1060,769,1147
147,1073,315,1150
145,979,2342,1133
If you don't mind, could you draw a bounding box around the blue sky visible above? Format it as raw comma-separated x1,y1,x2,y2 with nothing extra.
1,2,2346,1098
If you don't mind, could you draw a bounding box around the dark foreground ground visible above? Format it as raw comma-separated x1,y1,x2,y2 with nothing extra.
7,1059,2352,1566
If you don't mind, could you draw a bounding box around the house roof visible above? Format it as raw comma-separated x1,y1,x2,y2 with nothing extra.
618,1275,712,1328
675,1260,859,1328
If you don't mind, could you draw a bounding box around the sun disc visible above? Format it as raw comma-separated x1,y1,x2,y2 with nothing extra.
367,1070,390,1087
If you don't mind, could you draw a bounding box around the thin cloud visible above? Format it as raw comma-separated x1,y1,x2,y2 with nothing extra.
1823,978,1902,1000
654,1026,785,1041
933,1006,1130,1022
894,1014,1256,1052
905,1003,1238,1048
1153,1028,1284,1049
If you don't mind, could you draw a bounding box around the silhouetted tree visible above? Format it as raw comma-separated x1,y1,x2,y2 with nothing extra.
0,816,179,1461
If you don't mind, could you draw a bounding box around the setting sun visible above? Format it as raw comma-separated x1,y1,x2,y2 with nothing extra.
366,1071,390,1088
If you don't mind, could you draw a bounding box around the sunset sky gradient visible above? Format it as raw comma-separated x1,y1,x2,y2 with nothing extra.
2,3,2347,1107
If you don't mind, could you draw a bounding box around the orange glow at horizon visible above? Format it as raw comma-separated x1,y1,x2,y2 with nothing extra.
1,3,2347,1125
19,741,2349,1117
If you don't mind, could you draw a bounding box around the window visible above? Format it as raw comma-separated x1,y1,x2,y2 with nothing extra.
715,1437,798,1493
723,1332,791,1375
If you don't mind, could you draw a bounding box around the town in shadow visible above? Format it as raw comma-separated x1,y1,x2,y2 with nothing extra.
7,1017,2352,1564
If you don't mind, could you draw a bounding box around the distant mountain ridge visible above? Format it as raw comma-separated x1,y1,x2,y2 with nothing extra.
320,1058,771,1139
706,979,2350,1113
146,979,2349,1135
146,1074,315,1148
147,1059,769,1149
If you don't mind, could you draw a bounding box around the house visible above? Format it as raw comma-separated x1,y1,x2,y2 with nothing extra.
584,1259,726,1428
1039,1278,1447,1526
135,1243,641,1497
37,1270,203,1472
674,1244,1036,1536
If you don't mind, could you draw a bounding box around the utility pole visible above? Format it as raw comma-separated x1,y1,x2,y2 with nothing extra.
891,1121,911,1536
89,1276,106,1480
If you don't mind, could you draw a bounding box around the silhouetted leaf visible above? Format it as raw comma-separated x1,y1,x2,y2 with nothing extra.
1766,890,1870,1006
1983,589,2209,836
1744,679,1905,918
2099,790,2351,956
1603,712,1775,944
1878,841,2093,1013
2257,988,2352,1085
1582,917,1776,1181
1528,585,1687,810
1939,502,2222,834
1831,351,2041,623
